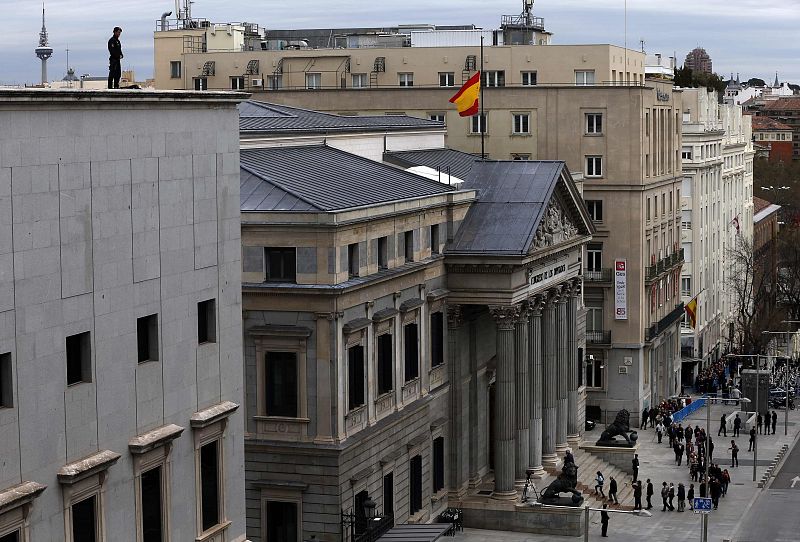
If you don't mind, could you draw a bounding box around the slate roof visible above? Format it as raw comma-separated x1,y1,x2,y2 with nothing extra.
239,100,445,134
383,148,479,181
448,160,572,255
240,145,455,212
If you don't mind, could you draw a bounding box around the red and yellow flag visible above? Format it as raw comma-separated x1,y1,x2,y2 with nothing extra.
685,296,698,329
449,71,481,117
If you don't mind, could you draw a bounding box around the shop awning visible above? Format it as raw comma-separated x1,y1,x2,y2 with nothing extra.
375,523,454,542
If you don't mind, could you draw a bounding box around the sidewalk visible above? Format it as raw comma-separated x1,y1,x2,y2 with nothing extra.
457,398,799,542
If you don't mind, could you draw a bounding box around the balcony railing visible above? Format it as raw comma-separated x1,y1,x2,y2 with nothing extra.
646,248,685,282
645,302,685,342
584,268,613,282
586,330,612,345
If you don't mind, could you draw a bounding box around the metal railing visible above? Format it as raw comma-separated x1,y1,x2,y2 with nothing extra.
645,302,685,341
501,14,546,29
586,330,612,344
646,248,685,281
584,268,612,282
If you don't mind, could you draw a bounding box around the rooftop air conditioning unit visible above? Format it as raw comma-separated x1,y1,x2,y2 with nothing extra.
251,78,263,87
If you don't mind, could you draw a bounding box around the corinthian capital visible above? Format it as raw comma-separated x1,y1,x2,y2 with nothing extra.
489,304,521,331
447,304,463,329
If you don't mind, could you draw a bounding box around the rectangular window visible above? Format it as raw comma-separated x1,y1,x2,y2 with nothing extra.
170,61,181,79
230,76,245,90
470,113,487,134
348,243,360,278
377,236,388,270
137,314,159,363
428,113,446,124
266,501,298,542
404,323,419,382
521,71,537,86
577,347,584,387
438,72,455,87
377,334,393,395
265,247,297,282
0,531,20,542
197,299,216,344
200,441,220,532
482,71,505,87
66,331,91,386
267,75,283,90
512,113,530,134
265,351,298,418
0,352,12,408
352,73,367,88
681,147,692,160
72,495,97,542
575,70,595,86
193,77,207,91
430,312,444,368
681,277,692,297
305,73,321,89
586,200,603,222
585,356,603,388
646,198,651,221
399,73,414,87
586,113,603,134
348,345,365,410
409,455,422,515
433,436,445,493
430,224,440,254
404,231,414,262
141,466,163,542
585,156,603,177
383,472,394,516
586,243,602,272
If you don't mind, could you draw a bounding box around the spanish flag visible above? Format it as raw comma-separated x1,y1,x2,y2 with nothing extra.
449,71,481,117
685,296,698,329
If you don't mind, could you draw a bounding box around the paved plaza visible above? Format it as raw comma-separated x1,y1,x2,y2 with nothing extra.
456,397,800,541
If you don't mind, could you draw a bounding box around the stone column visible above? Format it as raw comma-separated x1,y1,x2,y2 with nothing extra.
528,296,546,478
489,304,519,499
467,318,480,488
555,287,569,453
514,306,530,487
446,305,469,497
567,280,581,443
541,292,558,468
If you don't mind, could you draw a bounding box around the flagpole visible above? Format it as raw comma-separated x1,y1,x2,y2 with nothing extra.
480,35,485,160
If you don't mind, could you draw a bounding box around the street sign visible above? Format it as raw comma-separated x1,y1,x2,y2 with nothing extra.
693,497,712,514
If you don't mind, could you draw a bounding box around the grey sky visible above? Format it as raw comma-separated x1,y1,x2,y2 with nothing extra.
1,0,798,85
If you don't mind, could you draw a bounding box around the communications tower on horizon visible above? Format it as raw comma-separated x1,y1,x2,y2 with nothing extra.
34,4,53,85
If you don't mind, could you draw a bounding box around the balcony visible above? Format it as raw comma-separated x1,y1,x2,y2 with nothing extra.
586,330,612,345
646,248,685,283
645,303,685,342
584,268,613,282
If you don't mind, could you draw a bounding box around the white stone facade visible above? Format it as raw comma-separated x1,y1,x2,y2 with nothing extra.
0,89,246,541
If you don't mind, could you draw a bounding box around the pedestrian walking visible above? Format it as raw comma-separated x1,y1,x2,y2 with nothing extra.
565,449,575,465
677,423,684,442
685,424,693,443
688,483,695,510
608,476,619,504
646,479,654,509
733,414,741,437
107,27,123,89
661,482,669,511
699,479,707,498
674,442,684,466
668,483,675,511
601,503,610,537
656,422,664,443
729,440,739,467
757,412,763,434
677,482,686,512
633,480,643,510
722,469,731,496
718,413,727,436
772,410,778,435
632,454,640,482
641,407,649,429
709,437,715,462
748,427,756,452
763,411,771,435
710,478,721,509
594,471,605,497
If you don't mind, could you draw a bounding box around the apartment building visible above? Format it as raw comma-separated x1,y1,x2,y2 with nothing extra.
236,103,594,540
758,97,800,161
751,116,794,162
679,89,754,374
0,89,246,542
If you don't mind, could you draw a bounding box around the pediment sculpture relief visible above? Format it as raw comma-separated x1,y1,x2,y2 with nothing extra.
533,199,579,249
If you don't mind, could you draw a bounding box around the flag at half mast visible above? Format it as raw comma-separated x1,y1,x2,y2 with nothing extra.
449,71,481,117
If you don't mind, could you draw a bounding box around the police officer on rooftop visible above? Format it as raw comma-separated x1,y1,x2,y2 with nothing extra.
108,27,123,89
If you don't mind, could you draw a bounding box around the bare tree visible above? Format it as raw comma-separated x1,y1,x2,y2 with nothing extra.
725,234,781,354
777,228,800,322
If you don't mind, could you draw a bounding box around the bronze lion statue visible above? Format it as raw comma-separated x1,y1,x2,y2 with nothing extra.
540,461,583,504
597,409,637,446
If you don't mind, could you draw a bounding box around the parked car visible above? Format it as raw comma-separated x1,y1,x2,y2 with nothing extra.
585,419,597,431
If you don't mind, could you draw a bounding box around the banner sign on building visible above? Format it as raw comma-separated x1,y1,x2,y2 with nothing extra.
614,259,627,320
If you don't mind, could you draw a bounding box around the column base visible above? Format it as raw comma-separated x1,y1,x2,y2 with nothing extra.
567,434,582,446
492,490,518,501
468,475,481,489
542,453,559,469
555,443,569,455
528,466,547,479
514,478,527,490
447,482,470,500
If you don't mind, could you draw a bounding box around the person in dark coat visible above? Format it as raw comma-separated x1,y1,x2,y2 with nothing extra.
772,410,778,434
646,479,654,509
710,478,722,509
601,503,610,537
608,476,619,504
565,449,575,465
661,482,669,511
107,27,123,89
685,424,693,442
677,482,686,512
650,407,657,428
718,414,727,436
633,480,643,510
729,440,739,467
632,454,640,482
733,414,742,437
687,483,695,510
699,479,707,498
668,483,675,511
641,408,649,429
757,412,763,434
749,427,756,451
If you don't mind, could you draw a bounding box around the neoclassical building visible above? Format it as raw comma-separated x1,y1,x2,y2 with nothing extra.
236,105,594,540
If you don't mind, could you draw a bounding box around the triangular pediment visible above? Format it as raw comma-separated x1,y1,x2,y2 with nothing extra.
529,171,594,254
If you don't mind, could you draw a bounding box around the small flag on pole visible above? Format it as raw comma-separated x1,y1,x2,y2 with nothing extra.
730,215,740,234
685,296,698,329
449,71,481,117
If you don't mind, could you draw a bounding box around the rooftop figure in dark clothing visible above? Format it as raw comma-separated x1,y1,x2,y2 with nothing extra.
108,27,123,89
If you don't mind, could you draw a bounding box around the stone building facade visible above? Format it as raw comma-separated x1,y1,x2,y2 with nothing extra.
0,90,246,542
